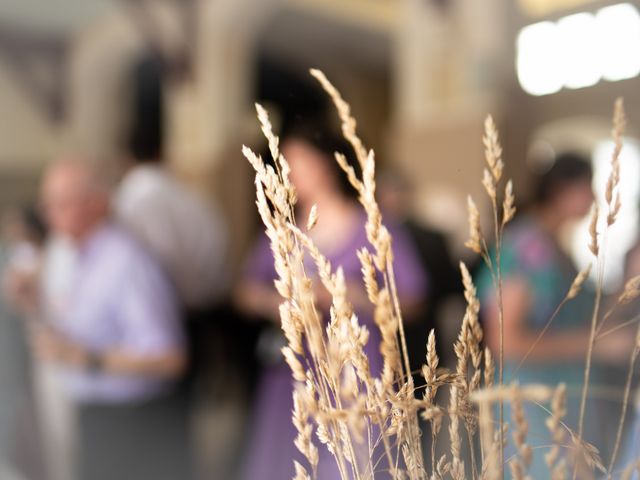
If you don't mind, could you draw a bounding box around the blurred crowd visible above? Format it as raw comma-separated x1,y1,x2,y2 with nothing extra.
0,61,639,480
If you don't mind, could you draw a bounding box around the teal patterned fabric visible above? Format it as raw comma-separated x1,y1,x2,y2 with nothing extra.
476,215,614,478
478,216,594,332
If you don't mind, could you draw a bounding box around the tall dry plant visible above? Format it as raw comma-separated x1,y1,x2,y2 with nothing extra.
463,113,516,476
243,69,638,480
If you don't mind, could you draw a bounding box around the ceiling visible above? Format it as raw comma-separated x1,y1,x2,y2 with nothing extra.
0,0,117,35
259,3,394,75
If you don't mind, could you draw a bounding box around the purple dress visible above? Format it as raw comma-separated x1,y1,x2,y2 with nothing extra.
242,217,427,480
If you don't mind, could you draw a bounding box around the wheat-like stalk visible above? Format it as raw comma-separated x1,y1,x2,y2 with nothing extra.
607,325,640,479
509,385,532,480
244,69,634,480
545,383,567,480
575,99,626,480
464,113,516,477
618,275,640,305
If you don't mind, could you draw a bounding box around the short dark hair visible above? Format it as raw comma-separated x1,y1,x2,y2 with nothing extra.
125,55,165,163
534,152,593,205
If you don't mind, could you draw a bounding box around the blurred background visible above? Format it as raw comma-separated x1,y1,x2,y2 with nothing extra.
0,0,639,479
0,0,639,279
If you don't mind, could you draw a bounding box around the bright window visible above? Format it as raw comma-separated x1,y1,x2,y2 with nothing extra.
517,3,640,96
597,4,640,82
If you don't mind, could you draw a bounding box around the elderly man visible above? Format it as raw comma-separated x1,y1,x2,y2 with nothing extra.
35,158,192,480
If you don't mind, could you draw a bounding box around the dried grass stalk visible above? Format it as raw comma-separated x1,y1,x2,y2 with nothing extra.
465,196,483,255
618,275,640,305
474,113,516,477
605,98,625,226
244,69,634,480
575,100,626,480
567,265,592,300
509,385,532,479
607,325,640,479
588,204,599,257
545,383,567,479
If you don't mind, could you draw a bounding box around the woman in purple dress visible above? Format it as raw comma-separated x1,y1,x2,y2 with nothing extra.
235,124,428,480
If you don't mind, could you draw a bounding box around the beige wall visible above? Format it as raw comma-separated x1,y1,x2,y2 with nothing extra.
0,0,512,260
66,11,145,161
2,0,638,259
0,63,60,166
0,61,62,207
390,0,510,257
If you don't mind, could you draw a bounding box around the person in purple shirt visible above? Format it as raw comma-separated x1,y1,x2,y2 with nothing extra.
235,125,428,480
31,158,193,480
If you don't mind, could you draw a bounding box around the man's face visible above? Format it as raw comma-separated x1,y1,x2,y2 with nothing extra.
41,164,106,241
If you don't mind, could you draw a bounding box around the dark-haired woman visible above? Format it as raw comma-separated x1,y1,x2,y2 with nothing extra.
477,153,631,477
235,127,427,480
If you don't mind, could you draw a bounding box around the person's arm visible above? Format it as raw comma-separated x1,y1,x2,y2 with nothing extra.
111,254,187,378
32,327,186,378
386,226,429,323
233,232,288,325
233,279,282,324
99,347,186,377
35,247,187,378
484,276,592,361
484,275,636,366
3,268,40,317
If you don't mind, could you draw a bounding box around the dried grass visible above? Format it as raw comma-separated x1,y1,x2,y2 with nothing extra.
575,98,626,480
243,70,637,480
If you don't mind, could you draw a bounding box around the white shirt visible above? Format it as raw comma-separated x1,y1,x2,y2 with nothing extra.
38,236,79,480
41,236,79,320
115,164,228,309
